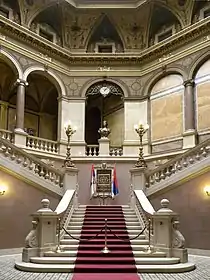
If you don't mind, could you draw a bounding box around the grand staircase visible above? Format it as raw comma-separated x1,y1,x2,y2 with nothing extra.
15,205,195,273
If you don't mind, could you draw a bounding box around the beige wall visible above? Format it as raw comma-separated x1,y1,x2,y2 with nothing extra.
151,92,183,141
106,108,124,147
196,82,210,131
76,162,133,205
0,169,60,249
149,171,210,250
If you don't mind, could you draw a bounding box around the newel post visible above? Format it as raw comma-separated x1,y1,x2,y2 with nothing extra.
130,167,147,191
153,199,188,263
63,166,79,191
22,199,58,262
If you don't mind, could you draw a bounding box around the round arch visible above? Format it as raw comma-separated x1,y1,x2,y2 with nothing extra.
23,66,66,97
81,77,129,98
0,49,23,79
143,67,186,95
188,51,210,80
27,2,59,27
84,14,126,51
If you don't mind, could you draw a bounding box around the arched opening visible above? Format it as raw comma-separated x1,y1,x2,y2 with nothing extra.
87,15,124,53
0,58,18,132
30,4,62,46
8,71,58,141
85,81,124,148
148,5,181,47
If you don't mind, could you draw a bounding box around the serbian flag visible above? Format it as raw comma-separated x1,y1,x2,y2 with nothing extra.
90,164,97,197
111,166,119,198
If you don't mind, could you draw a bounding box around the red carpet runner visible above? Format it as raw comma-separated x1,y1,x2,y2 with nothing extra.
72,205,140,280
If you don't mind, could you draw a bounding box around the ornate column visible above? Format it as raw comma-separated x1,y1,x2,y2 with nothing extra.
183,79,196,149
14,79,28,147
15,79,28,132
0,101,8,129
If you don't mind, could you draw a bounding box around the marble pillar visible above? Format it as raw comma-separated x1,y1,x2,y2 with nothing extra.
183,79,196,149
14,79,28,147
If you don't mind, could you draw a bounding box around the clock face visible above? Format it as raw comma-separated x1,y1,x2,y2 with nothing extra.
100,86,110,96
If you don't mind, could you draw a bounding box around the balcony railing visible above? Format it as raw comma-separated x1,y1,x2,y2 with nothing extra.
146,138,210,188
0,137,64,188
0,129,13,143
86,145,99,156
26,136,58,154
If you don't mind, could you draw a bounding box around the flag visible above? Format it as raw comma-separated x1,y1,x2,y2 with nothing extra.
111,166,119,198
90,164,97,197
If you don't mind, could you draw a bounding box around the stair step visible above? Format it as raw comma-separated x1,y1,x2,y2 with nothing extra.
30,256,180,265
60,239,148,245
63,234,146,239
15,261,196,273
44,250,166,258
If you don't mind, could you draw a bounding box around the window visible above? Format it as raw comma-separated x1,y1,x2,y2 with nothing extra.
39,28,54,42
0,6,9,18
98,45,113,53
158,29,173,42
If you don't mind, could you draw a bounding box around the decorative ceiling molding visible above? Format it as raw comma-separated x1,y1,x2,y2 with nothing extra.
0,14,210,67
65,0,148,9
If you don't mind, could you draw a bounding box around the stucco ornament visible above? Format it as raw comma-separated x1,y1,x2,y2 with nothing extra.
25,220,38,248
172,220,185,248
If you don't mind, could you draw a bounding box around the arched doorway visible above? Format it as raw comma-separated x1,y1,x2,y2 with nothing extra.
8,71,59,141
85,81,124,148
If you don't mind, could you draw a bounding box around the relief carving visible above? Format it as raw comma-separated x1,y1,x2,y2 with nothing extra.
62,6,98,49
113,9,150,50
25,220,38,248
172,220,185,249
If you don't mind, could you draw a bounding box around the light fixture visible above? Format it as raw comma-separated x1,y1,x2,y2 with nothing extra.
64,121,77,167
204,185,210,196
0,184,7,196
134,122,149,168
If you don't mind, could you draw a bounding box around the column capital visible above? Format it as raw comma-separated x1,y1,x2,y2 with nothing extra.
16,79,29,87
183,79,194,87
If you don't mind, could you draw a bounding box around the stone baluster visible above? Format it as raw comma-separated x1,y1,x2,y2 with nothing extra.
183,79,196,149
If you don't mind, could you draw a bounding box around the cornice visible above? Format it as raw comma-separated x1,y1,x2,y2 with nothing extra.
0,16,210,68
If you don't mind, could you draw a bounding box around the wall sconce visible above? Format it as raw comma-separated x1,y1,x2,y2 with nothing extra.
204,185,210,196
0,184,7,196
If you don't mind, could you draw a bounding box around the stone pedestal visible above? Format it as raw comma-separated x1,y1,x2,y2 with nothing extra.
59,141,86,157
130,167,147,191
153,199,188,263
98,138,110,156
14,129,27,148
63,166,79,191
22,199,58,262
183,129,196,149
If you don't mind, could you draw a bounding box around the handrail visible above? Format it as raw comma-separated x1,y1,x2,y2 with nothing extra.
134,190,155,216
27,135,58,144
146,138,210,178
0,137,63,176
55,190,75,215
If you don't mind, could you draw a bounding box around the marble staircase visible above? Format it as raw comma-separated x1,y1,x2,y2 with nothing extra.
15,205,195,273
